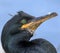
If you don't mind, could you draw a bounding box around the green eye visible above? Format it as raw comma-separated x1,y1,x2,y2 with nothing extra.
21,19,27,24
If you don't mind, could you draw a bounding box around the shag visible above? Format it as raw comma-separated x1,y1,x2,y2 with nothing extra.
1,11,57,53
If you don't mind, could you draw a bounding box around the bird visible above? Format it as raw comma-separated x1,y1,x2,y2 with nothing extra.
1,11,57,53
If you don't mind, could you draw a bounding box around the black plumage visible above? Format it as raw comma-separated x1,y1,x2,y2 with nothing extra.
1,11,57,53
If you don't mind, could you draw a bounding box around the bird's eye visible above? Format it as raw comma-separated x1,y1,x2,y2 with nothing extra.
21,19,27,24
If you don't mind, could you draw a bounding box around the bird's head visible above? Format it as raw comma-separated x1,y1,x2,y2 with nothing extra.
19,11,57,34
8,11,57,35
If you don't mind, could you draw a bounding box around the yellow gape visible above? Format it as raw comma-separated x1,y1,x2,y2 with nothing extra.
21,12,57,33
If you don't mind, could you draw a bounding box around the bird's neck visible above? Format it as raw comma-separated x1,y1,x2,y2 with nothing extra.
7,30,33,53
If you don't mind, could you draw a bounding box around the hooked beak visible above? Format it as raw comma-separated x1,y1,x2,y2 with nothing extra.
21,12,58,34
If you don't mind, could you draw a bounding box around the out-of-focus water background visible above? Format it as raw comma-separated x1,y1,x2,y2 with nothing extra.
0,0,60,53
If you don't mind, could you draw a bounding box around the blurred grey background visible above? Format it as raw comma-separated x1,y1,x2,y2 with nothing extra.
0,0,60,53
